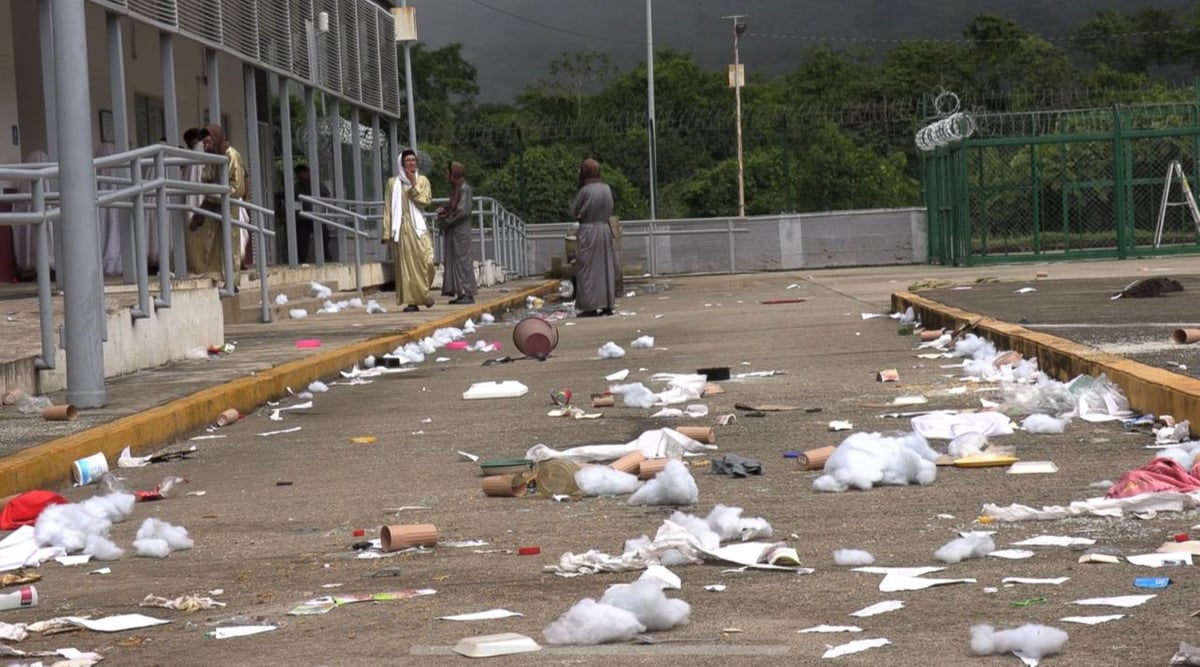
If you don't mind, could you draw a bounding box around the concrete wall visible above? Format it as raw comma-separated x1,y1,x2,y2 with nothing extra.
39,286,224,393
9,2,246,159
522,208,928,277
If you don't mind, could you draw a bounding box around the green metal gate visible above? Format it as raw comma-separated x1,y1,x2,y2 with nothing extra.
923,101,1200,265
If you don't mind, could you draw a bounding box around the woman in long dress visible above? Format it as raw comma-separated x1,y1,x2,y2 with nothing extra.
187,124,245,285
436,161,477,305
382,149,435,312
571,158,617,316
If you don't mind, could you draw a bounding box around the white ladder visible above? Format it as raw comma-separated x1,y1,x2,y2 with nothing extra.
1153,160,1200,248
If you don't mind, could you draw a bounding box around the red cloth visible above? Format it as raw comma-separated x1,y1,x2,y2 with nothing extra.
1106,458,1200,499
0,490,68,529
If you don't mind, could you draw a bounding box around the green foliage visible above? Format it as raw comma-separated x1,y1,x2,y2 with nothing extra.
479,144,646,224
404,8,1199,223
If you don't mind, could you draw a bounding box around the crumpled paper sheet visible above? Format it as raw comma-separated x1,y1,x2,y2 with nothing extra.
983,491,1200,522
526,428,717,463
140,594,226,612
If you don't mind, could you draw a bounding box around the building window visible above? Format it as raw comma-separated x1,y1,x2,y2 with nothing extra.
134,94,165,146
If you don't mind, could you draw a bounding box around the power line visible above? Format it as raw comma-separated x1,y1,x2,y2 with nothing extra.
464,0,643,46
749,27,1200,46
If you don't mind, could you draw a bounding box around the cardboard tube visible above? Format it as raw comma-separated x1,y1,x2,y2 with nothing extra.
609,451,647,474
591,393,615,408
1,389,24,406
42,404,78,422
638,458,669,480
482,474,527,498
1175,329,1200,345
677,426,715,444
1035,271,1049,278
918,329,944,342
798,445,836,471
380,523,438,551
216,408,240,427
992,350,1023,367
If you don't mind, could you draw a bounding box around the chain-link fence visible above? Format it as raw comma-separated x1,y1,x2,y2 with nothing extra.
922,95,1200,265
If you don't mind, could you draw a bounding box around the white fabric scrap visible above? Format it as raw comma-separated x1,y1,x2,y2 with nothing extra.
1059,615,1123,625
1011,535,1096,547
849,600,904,617
525,428,717,463
116,446,151,468
1070,595,1155,608
799,625,863,633
911,411,1015,440
598,342,626,359
879,573,976,592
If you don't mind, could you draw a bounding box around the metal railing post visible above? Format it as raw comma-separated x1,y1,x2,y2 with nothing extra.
257,209,270,323
130,157,150,318
353,213,363,298
154,150,171,308
32,180,54,370
727,217,735,274
279,78,297,266
477,198,487,265
219,161,235,297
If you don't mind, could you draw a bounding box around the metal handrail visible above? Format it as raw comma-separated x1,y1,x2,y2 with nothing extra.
0,143,277,373
296,194,376,297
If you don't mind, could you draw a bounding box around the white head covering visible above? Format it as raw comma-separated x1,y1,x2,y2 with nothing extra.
390,153,427,241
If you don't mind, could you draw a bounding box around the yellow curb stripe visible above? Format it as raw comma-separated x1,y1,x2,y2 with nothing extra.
0,280,562,498
893,291,1200,433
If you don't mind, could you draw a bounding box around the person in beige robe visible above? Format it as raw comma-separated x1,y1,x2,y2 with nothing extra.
381,149,435,311
187,123,244,286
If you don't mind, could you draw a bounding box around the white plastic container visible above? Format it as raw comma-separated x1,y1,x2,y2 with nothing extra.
462,381,529,400
0,586,38,611
72,452,109,486
452,633,541,658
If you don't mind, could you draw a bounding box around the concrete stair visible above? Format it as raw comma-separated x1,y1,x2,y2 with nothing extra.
221,278,374,324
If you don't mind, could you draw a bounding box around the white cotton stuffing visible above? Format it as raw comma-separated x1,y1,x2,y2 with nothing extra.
705,504,773,542
948,433,988,458
623,535,652,555
289,308,308,320
274,294,288,305
666,511,720,551
418,337,439,355
576,467,642,496
962,357,996,379
628,460,698,506
307,381,329,393
599,342,626,359
970,623,1068,660
609,382,658,409
363,355,376,368
1154,446,1198,469
348,298,363,309
481,313,495,324
432,327,465,345
953,334,996,360
1022,413,1070,434
833,549,876,566
1012,358,1040,381
34,493,135,558
366,299,386,314
133,518,193,558
309,281,332,299
631,336,655,349
813,432,939,493
317,299,342,314
543,598,646,645
934,533,995,563
600,579,690,631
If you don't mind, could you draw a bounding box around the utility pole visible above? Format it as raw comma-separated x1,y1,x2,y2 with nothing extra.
723,14,747,217
646,0,657,220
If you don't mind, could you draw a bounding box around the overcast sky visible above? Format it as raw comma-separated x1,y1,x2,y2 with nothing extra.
406,0,1194,102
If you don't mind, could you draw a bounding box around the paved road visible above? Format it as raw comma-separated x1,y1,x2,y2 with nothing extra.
6,266,1197,665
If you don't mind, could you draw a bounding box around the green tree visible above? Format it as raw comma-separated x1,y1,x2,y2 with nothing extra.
963,15,1075,98
479,144,646,224
403,43,479,133
517,51,618,118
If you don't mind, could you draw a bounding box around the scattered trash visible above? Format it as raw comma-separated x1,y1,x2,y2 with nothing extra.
1059,615,1123,625
576,467,640,496
849,600,904,618
380,524,438,552
216,408,240,427
879,573,976,592
133,518,194,558
877,368,899,382
542,598,645,645
598,342,626,359
627,461,698,506
631,336,655,349
140,594,225,612
822,637,890,659
453,633,541,658
813,432,938,492
517,546,541,556
828,420,853,432
969,623,1067,663
710,454,762,477
935,533,995,563
606,369,630,382
833,549,875,566
798,446,835,471
1013,535,1096,548
0,586,36,611
64,613,170,632
207,625,277,639
295,338,321,349
1134,577,1171,589
440,609,524,622
1069,594,1155,608
1008,461,1059,474
71,453,109,486
599,578,690,631
463,381,528,400
734,402,800,412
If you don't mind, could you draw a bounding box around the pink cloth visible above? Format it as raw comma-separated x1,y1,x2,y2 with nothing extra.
1107,458,1200,499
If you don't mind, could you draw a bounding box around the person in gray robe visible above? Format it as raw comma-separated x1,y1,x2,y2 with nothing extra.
571,158,617,316
436,162,477,304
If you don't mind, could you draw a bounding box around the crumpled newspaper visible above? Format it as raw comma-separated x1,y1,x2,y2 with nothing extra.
140,594,226,612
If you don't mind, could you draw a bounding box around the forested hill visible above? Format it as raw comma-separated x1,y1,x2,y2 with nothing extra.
410,0,1196,102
